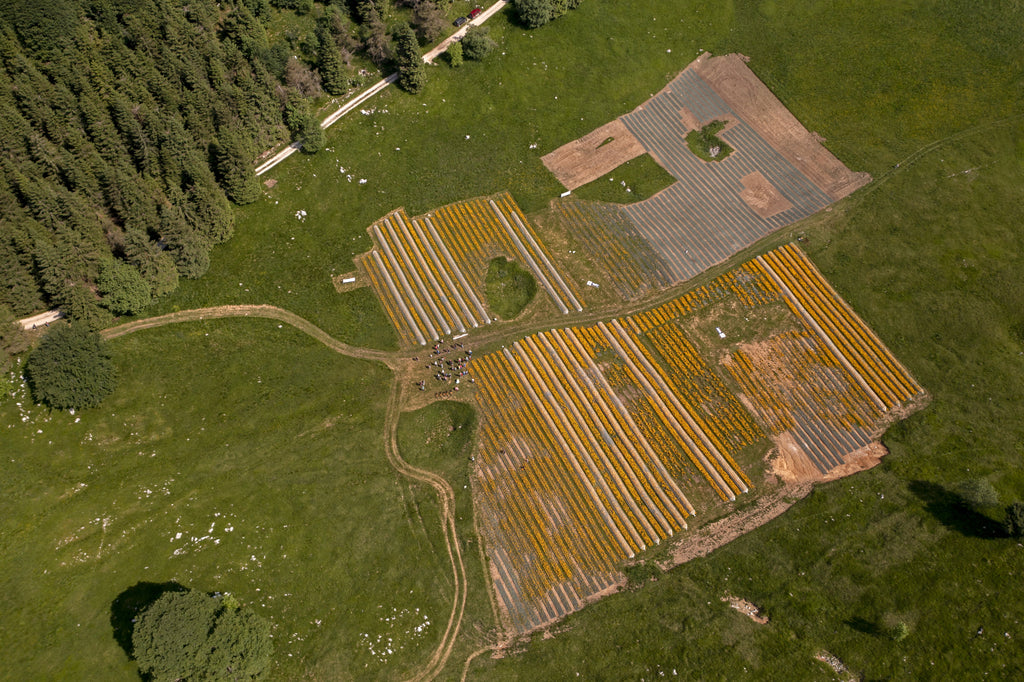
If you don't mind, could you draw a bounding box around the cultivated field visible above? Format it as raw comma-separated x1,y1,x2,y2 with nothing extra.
356,193,583,345
470,244,923,633
544,53,871,288
5,1,1021,679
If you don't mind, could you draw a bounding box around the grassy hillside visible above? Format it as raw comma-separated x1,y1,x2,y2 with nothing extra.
3,0,1023,678
0,320,453,679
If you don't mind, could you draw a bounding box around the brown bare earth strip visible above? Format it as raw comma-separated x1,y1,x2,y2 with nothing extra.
664,482,812,567
739,171,793,218
692,53,871,200
542,119,646,191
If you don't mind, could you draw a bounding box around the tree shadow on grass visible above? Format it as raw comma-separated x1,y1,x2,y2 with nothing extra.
845,616,882,637
110,581,186,660
908,480,1004,539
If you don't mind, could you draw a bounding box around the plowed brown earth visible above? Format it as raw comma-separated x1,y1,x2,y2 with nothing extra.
541,119,646,190
691,53,871,200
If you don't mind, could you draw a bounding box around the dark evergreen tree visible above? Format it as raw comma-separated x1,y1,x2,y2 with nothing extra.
393,22,426,93
97,260,152,316
212,130,261,205
25,324,117,410
317,28,351,96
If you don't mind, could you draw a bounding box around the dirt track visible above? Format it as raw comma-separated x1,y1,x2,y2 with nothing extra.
102,305,466,681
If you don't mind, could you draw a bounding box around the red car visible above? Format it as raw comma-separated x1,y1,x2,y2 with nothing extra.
468,7,482,19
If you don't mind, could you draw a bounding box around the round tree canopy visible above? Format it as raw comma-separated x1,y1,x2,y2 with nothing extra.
25,324,116,410
132,589,272,681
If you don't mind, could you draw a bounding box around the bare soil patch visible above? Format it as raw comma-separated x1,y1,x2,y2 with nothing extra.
768,432,822,484
664,482,812,567
721,596,769,625
542,119,645,191
740,171,794,218
692,52,871,200
331,271,364,292
822,441,887,482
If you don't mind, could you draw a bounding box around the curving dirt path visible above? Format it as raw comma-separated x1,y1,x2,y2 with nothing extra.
101,304,396,366
384,378,468,682
102,305,467,681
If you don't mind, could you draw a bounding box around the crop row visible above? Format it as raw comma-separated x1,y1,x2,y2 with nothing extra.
628,282,730,334
534,330,692,527
470,321,722,630
758,245,922,409
596,320,749,498
358,193,583,346
644,321,765,455
432,193,582,315
357,251,422,346
618,66,833,282
551,198,674,300
724,329,881,472
472,354,634,629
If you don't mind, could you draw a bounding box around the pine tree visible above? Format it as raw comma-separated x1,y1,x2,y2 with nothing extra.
393,22,426,93
25,323,117,410
212,130,261,205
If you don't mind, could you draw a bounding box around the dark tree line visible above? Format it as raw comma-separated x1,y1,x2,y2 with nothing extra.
0,0,444,331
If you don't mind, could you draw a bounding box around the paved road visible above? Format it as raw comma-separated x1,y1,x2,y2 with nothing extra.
255,1,509,177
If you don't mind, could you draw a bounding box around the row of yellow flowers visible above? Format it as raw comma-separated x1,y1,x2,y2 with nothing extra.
763,245,920,407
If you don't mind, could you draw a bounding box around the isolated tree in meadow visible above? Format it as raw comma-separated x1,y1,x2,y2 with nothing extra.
461,26,496,61
132,589,272,682
97,260,152,316
1004,502,1024,539
515,0,555,27
25,324,116,410
514,0,582,28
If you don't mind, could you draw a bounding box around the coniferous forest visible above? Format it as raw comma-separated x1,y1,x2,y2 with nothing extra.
0,0,407,330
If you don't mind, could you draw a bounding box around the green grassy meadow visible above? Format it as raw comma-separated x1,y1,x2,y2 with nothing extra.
4,0,1024,678
484,257,538,320
0,320,454,680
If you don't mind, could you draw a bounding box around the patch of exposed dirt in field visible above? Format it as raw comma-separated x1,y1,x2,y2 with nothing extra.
768,432,820,484
542,119,646,191
822,441,887,481
722,595,769,624
740,171,793,218
664,481,812,567
815,650,857,681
